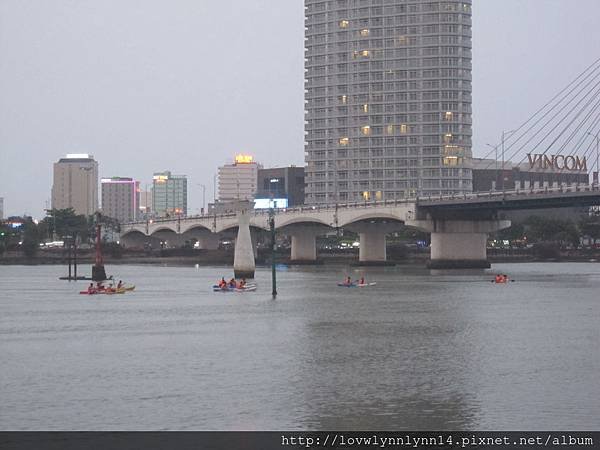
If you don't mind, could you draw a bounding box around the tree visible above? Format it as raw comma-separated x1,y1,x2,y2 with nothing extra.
492,222,525,242
20,218,41,258
41,208,90,242
523,216,580,248
579,215,600,245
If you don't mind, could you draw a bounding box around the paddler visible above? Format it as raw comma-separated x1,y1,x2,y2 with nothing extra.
228,278,237,288
359,276,365,285
87,283,95,293
239,278,246,288
218,277,226,288
117,280,123,289
345,276,352,285
494,274,504,283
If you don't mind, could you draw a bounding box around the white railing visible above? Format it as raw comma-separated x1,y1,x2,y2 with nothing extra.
122,183,600,227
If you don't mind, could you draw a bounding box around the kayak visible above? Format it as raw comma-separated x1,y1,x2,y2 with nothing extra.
337,282,377,288
79,287,129,295
105,289,126,295
212,284,256,292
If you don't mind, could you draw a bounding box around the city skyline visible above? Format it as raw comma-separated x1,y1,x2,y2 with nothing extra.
1,1,599,218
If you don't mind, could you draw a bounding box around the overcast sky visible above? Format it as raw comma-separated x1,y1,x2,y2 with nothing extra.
1,0,599,218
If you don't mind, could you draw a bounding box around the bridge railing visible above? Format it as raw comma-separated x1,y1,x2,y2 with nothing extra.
121,183,599,227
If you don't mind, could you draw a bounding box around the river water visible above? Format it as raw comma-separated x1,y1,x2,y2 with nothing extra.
0,263,599,430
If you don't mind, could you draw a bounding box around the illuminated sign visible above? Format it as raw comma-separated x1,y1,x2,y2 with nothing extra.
235,154,254,164
65,153,92,159
101,178,135,184
253,198,288,209
153,175,169,183
527,154,587,171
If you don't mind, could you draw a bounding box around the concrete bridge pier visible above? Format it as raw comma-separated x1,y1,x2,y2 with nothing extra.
233,206,255,279
290,232,317,262
346,222,401,265
282,224,330,263
407,219,511,269
358,229,387,263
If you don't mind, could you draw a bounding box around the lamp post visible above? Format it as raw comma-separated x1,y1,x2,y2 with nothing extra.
485,143,499,191
269,202,277,298
501,129,517,199
586,132,599,187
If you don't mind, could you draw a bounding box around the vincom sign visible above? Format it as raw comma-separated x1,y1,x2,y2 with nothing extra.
527,154,587,171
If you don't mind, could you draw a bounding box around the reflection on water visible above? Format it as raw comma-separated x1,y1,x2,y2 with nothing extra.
0,263,599,430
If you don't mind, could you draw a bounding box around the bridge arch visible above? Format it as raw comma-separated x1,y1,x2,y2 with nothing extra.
275,216,333,229
149,226,178,235
339,212,405,228
120,230,157,248
181,223,213,234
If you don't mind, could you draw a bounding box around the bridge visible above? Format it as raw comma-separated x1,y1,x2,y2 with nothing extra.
120,184,600,276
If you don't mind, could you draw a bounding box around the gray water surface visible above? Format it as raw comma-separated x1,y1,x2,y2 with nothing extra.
1,263,599,430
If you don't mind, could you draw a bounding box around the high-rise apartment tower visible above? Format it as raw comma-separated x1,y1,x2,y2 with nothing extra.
304,0,473,204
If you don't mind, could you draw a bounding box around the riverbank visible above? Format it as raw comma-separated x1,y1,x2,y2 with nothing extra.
1,247,598,266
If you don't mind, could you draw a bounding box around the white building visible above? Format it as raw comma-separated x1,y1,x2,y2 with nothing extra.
51,154,98,216
217,155,262,202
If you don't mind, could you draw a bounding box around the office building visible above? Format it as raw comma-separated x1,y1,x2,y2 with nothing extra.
217,154,262,202
471,157,589,192
139,189,152,219
255,166,305,207
471,157,591,221
51,154,98,215
304,0,473,204
152,171,187,217
101,177,140,223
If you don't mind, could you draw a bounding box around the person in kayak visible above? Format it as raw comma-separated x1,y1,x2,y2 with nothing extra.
494,274,507,283
218,277,226,288
239,278,246,288
359,276,365,285
228,278,237,288
87,283,95,294
117,280,123,289
96,281,104,290
345,276,352,285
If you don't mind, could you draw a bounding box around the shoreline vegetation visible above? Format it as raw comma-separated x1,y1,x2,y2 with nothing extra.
1,246,598,266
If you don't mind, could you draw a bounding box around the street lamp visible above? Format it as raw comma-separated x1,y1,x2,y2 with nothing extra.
269,202,277,298
586,132,599,187
501,129,517,198
485,143,499,191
